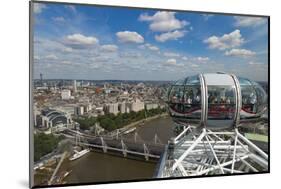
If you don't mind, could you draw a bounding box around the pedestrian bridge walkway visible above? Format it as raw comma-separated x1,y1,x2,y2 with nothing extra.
61,128,166,161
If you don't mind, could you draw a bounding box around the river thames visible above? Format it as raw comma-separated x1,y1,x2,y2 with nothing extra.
60,116,174,184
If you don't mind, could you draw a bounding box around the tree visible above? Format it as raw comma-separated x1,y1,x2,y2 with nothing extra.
34,133,60,162
74,117,97,130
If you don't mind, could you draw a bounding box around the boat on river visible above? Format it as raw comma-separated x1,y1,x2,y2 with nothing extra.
123,127,136,134
69,149,90,161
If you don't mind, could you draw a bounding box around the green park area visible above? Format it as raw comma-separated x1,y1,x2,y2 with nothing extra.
75,107,166,132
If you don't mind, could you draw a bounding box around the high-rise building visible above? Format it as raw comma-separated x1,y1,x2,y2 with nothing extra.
126,102,132,113
33,105,39,126
131,98,144,112
119,102,126,113
73,80,77,93
83,103,92,113
74,106,84,116
40,73,43,86
106,103,119,115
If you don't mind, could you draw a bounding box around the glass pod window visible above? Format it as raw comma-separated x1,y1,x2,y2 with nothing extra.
207,85,236,120
168,76,201,119
181,76,201,118
168,79,185,113
251,81,267,113
239,78,258,115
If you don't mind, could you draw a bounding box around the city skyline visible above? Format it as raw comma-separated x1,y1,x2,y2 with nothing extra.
33,2,269,81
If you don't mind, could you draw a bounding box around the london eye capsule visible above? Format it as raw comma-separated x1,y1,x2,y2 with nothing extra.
167,73,267,130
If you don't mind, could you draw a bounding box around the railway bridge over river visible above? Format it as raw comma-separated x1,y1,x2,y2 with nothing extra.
60,128,166,161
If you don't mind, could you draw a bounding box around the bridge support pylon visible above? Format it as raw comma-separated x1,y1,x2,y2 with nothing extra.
121,139,127,157
100,137,107,153
143,143,149,161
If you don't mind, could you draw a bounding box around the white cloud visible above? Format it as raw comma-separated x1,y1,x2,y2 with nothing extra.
234,16,267,27
138,45,145,50
148,46,159,51
191,64,199,68
52,16,65,22
145,43,159,51
182,56,188,61
90,63,101,69
34,55,40,60
116,31,144,43
63,34,99,49
119,52,142,58
139,11,189,32
101,44,118,52
139,43,159,51
34,3,46,14
202,14,214,21
166,58,177,65
195,56,210,62
62,47,73,53
176,63,184,67
248,61,263,65
65,5,76,13
225,48,256,57
155,30,186,42
94,56,110,63
45,54,58,60
61,60,72,65
204,29,244,50
163,52,180,57
163,58,183,67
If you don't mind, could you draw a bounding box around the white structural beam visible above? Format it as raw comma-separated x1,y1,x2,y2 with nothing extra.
231,129,239,173
237,132,268,160
174,126,190,142
205,135,224,174
190,155,249,176
172,129,206,171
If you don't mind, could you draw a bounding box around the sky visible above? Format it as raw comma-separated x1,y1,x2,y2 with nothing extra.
32,2,269,81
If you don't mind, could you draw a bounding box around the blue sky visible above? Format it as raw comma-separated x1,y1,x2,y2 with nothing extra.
33,2,268,81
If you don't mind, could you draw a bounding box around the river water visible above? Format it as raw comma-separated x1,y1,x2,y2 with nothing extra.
61,116,174,184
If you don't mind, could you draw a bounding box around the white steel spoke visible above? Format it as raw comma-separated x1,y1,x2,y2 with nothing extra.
231,129,239,173
205,135,224,174
172,129,206,171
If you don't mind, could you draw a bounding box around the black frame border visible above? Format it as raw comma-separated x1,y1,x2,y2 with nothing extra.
29,1,270,188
